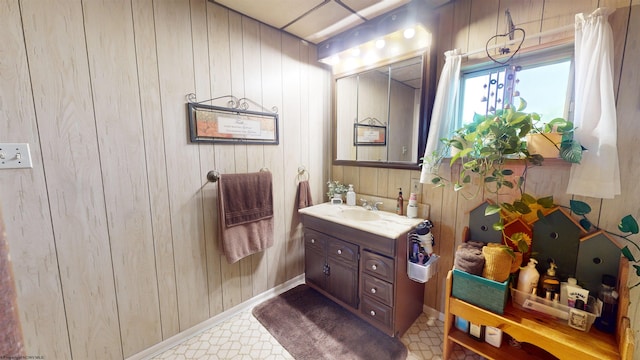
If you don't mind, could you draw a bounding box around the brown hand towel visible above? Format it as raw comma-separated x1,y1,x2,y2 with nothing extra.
296,180,313,209
454,241,485,276
218,171,274,264
220,171,273,227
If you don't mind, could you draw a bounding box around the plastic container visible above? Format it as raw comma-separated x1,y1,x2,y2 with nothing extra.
346,184,356,206
510,287,601,332
516,258,540,305
407,254,439,283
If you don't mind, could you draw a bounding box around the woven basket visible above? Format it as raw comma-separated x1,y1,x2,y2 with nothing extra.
482,245,513,282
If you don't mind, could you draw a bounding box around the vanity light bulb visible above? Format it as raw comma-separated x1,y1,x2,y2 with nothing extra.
350,47,361,57
327,55,340,65
403,27,416,39
375,39,386,49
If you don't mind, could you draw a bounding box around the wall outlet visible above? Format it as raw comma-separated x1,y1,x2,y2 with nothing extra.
410,178,422,195
0,143,33,169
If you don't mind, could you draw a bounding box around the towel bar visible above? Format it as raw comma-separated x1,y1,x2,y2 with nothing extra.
207,168,270,183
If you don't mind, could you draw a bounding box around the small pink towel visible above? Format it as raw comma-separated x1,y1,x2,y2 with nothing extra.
296,180,313,209
218,171,274,264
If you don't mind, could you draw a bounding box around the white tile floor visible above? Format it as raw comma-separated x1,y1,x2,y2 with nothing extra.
151,302,485,360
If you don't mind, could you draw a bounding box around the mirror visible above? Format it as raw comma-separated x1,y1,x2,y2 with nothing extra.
334,53,432,168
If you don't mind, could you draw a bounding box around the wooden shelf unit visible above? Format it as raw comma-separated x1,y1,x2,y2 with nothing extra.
443,270,633,360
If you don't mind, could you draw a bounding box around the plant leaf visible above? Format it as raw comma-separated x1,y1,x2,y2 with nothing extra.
493,221,504,231
560,140,583,163
579,218,592,231
621,246,636,262
570,200,591,215
537,196,555,208
619,215,639,234
521,193,536,205
634,265,640,277
485,204,501,216
517,98,527,112
513,201,532,214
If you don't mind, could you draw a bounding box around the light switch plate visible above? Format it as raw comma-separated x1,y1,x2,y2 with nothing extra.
0,143,33,169
410,178,422,195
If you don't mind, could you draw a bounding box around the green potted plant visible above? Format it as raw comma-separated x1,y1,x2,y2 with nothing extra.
526,106,583,164
326,180,348,201
429,97,539,199
427,97,584,200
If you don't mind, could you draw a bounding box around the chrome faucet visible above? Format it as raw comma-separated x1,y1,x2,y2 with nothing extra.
372,201,383,211
360,198,372,210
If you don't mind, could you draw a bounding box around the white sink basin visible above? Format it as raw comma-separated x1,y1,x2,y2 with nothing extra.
298,203,424,239
341,209,382,221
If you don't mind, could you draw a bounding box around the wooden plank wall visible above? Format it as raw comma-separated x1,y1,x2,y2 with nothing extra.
0,0,330,358
333,0,639,355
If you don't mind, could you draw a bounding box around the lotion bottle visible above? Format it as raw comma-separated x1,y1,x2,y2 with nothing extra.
346,184,356,206
516,258,540,303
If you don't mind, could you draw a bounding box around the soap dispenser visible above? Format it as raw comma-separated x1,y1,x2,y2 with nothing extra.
346,184,356,206
540,260,560,299
396,188,404,215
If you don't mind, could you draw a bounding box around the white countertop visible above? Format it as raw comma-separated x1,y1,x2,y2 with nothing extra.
298,202,424,239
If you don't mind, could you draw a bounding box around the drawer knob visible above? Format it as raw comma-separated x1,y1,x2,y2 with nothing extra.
337,249,342,255
370,288,377,294
370,310,376,316
371,264,377,270
311,239,315,244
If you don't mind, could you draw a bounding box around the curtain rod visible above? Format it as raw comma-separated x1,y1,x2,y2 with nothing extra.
462,23,575,58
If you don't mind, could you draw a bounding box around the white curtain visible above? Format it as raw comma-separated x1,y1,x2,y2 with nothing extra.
420,49,462,184
566,8,620,198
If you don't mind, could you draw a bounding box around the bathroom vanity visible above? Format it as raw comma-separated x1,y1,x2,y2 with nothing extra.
298,203,425,337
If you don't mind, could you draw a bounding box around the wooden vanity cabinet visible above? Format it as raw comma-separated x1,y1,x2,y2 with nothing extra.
304,228,359,308
301,214,424,337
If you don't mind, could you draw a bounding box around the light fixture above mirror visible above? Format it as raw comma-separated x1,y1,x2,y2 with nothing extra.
319,3,437,169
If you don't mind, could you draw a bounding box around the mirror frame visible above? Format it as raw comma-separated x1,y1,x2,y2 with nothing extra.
332,48,436,170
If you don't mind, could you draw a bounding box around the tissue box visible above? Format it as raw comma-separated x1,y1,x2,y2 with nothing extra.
452,269,509,315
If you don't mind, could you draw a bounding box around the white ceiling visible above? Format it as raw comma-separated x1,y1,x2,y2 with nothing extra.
211,0,445,44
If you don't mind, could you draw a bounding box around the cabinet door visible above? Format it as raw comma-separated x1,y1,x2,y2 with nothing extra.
326,256,358,308
304,234,326,288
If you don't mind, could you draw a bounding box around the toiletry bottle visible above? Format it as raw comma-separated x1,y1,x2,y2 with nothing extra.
516,258,539,303
560,277,577,307
396,188,404,215
346,184,356,206
540,261,560,299
595,274,618,333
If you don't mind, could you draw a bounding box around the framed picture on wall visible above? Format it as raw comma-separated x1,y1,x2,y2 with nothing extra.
188,102,279,145
353,123,386,146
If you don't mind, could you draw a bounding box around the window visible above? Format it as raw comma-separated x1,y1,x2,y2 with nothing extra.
456,48,574,131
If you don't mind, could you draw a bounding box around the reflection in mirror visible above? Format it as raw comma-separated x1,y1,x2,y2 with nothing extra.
335,55,424,164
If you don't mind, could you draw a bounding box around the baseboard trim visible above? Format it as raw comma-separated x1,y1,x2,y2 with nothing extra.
127,274,305,360
423,304,445,322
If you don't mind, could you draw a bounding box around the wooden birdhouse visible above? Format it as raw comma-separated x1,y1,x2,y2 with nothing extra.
531,207,588,280
468,200,502,244
502,217,532,267
576,230,622,294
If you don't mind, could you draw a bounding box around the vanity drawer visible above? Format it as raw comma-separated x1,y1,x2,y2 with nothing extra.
362,273,393,306
361,296,392,330
362,251,394,283
327,238,358,265
304,230,327,253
